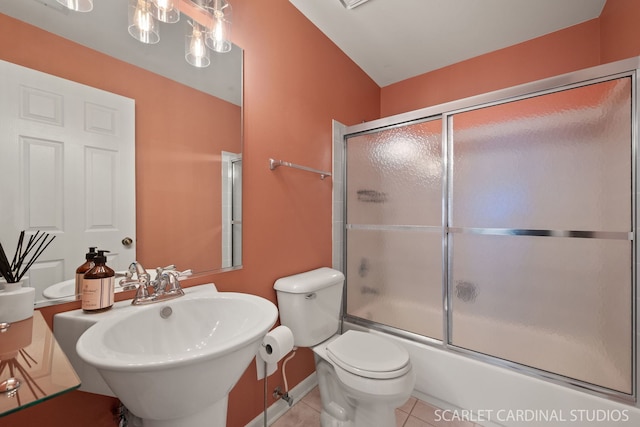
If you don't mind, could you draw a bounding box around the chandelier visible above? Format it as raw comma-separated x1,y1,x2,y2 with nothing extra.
55,0,233,68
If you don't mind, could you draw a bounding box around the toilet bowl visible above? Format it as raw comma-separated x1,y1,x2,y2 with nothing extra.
313,331,415,427
274,268,415,427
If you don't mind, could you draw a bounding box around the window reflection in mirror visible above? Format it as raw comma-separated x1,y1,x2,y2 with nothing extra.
221,152,242,269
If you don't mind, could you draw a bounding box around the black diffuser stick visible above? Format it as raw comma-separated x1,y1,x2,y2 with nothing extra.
0,242,14,282
16,234,56,282
1,230,55,283
13,231,43,275
10,230,25,272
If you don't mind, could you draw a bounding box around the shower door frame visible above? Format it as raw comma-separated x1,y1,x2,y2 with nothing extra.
339,56,639,403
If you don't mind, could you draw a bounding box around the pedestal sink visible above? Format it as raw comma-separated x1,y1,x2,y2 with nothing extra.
75,285,277,427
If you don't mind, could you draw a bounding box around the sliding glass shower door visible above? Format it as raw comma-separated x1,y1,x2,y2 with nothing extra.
448,77,633,394
343,74,635,397
345,118,444,339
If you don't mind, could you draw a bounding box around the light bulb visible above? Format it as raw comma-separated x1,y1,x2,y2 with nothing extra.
186,21,210,68
213,12,225,41
128,0,160,44
206,1,232,53
151,0,180,24
135,9,153,32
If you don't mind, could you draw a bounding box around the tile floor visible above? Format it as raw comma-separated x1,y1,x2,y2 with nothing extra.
270,386,484,427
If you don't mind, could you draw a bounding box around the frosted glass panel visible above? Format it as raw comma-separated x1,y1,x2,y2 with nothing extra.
345,117,444,339
451,78,631,231
449,233,632,394
346,228,443,339
347,119,442,226
342,74,635,399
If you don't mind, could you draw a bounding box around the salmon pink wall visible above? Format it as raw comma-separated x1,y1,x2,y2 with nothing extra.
216,2,380,424
600,0,640,63
135,88,241,273
380,19,601,117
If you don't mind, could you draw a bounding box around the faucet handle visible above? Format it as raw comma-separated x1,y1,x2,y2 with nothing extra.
131,280,155,305
163,271,185,296
154,264,176,276
177,269,192,278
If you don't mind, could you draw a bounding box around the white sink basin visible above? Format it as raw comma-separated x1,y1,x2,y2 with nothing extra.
42,278,75,300
75,286,277,427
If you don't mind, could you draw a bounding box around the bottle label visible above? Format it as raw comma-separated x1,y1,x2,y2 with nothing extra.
82,277,115,311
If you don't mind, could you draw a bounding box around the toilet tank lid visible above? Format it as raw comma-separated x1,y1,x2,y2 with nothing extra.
274,267,344,293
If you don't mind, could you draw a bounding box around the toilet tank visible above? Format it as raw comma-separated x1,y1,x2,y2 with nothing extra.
274,267,345,347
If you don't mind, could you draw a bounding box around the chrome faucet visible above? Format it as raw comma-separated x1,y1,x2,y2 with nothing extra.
126,262,189,305
119,262,152,291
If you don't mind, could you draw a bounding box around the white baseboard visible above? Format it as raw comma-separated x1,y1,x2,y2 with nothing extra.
245,372,318,427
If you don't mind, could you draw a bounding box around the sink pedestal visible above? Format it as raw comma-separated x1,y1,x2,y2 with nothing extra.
142,396,227,427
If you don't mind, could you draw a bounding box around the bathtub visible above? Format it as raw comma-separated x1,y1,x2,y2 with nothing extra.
346,299,640,427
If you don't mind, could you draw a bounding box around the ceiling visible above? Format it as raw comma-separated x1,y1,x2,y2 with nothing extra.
289,0,607,87
0,0,242,105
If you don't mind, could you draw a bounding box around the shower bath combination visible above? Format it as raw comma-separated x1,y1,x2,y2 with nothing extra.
337,57,639,406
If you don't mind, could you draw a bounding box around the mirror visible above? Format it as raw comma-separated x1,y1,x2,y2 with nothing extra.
0,0,243,307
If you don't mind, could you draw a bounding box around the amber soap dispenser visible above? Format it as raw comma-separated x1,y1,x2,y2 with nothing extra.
75,246,97,296
82,250,115,312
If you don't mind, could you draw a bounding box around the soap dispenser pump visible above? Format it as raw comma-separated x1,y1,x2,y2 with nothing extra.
82,250,115,312
75,246,98,296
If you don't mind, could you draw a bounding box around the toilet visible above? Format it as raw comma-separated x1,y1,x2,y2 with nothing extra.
274,267,415,427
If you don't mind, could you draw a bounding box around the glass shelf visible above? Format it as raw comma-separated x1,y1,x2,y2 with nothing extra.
0,310,80,417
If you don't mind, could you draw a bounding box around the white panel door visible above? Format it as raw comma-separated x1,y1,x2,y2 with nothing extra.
0,60,135,299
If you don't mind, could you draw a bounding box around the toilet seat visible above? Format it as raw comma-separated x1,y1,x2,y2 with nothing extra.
326,330,410,379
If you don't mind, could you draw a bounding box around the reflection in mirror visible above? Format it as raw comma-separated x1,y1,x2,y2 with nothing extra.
221,152,242,269
0,1,243,307
0,59,137,304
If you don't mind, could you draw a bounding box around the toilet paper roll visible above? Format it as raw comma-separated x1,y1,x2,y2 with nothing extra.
259,325,294,364
255,353,278,380
255,325,295,380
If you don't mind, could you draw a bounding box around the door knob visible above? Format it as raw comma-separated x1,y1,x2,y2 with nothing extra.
122,237,133,247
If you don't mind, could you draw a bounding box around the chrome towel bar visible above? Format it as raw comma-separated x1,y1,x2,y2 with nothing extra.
269,158,332,180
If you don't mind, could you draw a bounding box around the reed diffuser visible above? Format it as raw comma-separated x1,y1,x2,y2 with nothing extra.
0,231,56,284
